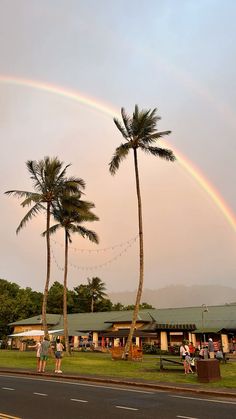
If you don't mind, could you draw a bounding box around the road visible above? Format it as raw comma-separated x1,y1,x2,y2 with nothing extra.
0,374,236,418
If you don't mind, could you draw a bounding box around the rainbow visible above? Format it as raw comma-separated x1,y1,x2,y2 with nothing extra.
0,74,235,233
170,148,236,233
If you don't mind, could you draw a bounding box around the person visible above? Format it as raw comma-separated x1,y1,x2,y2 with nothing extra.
38,335,51,373
189,342,195,356
208,338,215,359
28,338,42,372
199,346,204,359
180,342,190,374
215,349,224,361
34,339,42,372
54,338,64,373
185,353,194,374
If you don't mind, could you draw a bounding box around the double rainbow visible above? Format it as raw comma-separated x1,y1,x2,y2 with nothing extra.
0,75,235,233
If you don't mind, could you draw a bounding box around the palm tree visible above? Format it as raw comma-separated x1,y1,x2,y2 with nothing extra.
45,191,99,353
87,277,107,312
109,105,175,358
5,156,85,334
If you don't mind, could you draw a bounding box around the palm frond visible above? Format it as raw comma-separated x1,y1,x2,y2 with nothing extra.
70,225,99,244
113,118,129,140
64,177,86,193
41,223,61,237
20,193,43,207
55,163,71,183
133,104,140,121
26,160,43,192
121,107,132,137
16,203,44,234
5,190,33,199
139,145,176,161
134,109,160,140
140,130,172,145
109,143,131,175
76,211,99,223
148,130,172,140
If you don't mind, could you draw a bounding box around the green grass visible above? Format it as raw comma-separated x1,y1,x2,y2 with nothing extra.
0,350,236,388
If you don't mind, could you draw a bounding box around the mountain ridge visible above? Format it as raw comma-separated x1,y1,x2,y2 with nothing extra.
108,285,236,309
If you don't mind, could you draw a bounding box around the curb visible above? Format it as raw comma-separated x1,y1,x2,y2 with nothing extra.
1,369,236,399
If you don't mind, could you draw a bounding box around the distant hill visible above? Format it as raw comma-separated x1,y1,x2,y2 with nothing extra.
108,285,236,308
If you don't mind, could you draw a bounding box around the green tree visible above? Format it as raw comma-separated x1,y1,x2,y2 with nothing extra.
112,302,125,311
87,277,107,312
73,284,91,312
47,281,64,314
109,105,175,357
14,287,42,319
123,302,155,311
5,157,84,334
46,192,99,353
96,298,113,312
0,279,42,340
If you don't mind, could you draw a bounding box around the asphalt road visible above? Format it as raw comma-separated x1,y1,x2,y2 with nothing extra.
0,374,236,419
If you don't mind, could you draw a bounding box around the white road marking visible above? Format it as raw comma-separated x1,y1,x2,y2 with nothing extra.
33,392,47,397
116,405,138,411
71,399,88,403
172,395,236,405
176,416,199,419
1,388,15,391
0,374,154,394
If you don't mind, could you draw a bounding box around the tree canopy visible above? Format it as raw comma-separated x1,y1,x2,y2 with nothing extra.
0,278,155,340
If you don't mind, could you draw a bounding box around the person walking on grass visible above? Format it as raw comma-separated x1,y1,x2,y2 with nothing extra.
55,338,64,373
38,335,51,373
185,353,194,374
180,342,191,375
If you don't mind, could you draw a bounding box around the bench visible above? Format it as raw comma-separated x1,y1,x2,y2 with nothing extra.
159,357,183,371
224,353,236,363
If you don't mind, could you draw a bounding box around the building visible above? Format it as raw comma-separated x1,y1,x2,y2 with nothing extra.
9,304,236,353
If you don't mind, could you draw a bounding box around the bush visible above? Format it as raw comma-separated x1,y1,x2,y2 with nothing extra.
142,343,168,355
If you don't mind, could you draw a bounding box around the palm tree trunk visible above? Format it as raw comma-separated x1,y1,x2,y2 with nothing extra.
42,202,51,335
63,230,70,354
124,148,144,359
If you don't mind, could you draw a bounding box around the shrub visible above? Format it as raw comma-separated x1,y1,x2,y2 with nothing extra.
142,343,168,355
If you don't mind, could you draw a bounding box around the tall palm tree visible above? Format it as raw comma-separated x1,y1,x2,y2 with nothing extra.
45,192,99,353
109,105,175,358
5,156,85,334
87,277,107,312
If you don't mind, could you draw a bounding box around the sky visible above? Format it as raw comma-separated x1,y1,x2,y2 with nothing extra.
0,0,236,295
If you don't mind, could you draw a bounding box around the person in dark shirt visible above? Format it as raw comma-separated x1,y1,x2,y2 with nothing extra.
208,338,215,359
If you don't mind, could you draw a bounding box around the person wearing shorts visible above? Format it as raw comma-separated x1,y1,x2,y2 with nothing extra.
54,338,64,373
30,338,42,372
38,335,51,373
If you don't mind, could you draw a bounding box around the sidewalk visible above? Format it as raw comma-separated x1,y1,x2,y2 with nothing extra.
1,367,236,399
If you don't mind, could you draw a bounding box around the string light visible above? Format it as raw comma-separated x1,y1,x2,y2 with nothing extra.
51,236,138,271
51,234,138,253
51,247,64,271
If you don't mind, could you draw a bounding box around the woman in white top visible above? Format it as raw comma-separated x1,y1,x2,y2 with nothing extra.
54,338,64,373
32,339,42,372
180,342,190,374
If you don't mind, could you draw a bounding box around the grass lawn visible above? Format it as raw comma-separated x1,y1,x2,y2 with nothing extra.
0,350,235,389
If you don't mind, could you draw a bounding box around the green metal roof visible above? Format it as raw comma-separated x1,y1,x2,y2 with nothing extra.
9,304,236,333
9,314,61,327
